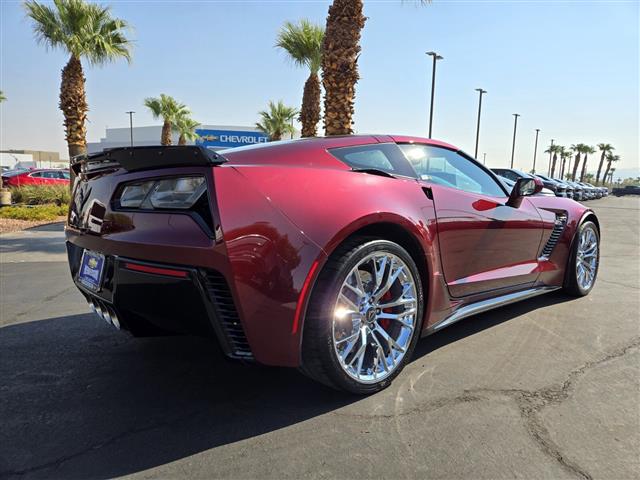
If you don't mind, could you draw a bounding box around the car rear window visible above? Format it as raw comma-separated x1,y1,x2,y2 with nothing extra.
328,143,416,177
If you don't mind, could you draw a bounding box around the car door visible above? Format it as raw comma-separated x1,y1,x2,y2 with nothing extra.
27,172,46,185
398,144,545,297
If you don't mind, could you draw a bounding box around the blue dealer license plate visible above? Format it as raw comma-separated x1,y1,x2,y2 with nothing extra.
78,250,105,291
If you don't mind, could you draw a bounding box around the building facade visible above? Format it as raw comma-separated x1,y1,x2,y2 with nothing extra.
87,125,274,153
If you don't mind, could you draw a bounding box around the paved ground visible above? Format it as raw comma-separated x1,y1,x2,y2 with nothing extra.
1,196,638,480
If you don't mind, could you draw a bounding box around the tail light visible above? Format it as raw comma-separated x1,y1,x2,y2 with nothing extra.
117,176,206,210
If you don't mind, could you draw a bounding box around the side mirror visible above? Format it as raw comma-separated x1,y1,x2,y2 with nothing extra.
507,177,543,207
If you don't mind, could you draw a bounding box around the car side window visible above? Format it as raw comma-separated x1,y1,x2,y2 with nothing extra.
399,144,505,197
60,171,70,179
29,172,43,178
328,143,417,178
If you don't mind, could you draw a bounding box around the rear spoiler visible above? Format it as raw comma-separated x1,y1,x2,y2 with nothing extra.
71,146,226,174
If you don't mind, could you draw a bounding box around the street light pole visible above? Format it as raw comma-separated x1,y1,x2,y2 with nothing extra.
426,51,443,139
510,113,520,168
474,88,487,159
547,138,554,176
482,153,486,165
126,111,135,147
532,128,540,173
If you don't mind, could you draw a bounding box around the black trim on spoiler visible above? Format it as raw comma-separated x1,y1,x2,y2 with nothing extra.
71,146,226,174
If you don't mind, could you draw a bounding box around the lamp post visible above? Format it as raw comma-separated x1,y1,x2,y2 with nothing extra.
510,113,520,168
532,128,540,173
483,152,486,165
547,138,554,176
126,111,135,147
426,51,443,139
474,88,487,159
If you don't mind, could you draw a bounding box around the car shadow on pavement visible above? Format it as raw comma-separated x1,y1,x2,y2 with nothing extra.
0,291,574,479
413,290,573,359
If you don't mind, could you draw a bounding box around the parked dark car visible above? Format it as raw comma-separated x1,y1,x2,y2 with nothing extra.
566,181,585,201
492,168,565,198
613,185,640,196
66,139,600,394
534,173,568,197
497,175,555,196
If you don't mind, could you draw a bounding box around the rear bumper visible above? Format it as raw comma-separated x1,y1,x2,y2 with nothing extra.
67,241,252,359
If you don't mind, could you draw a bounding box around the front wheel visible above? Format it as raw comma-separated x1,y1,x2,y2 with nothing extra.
564,220,600,296
301,238,424,394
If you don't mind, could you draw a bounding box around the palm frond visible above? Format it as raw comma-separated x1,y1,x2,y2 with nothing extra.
24,0,132,65
255,100,298,140
276,19,324,74
144,94,190,123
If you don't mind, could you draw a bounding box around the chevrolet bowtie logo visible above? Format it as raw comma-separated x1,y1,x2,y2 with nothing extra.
200,134,219,142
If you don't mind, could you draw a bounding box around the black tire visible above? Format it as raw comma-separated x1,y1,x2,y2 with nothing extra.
564,220,600,297
301,237,424,395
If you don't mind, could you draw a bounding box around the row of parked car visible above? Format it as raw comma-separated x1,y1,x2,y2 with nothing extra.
1,167,71,187
492,168,609,201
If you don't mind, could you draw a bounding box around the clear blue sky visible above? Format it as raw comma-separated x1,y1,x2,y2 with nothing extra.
1,0,638,177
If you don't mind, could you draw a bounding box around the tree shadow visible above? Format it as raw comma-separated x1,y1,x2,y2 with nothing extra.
0,291,574,479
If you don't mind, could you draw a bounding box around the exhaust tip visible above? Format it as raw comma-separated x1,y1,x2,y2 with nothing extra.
88,298,120,330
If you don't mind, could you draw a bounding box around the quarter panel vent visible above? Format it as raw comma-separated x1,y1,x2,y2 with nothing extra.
203,270,252,358
540,213,567,258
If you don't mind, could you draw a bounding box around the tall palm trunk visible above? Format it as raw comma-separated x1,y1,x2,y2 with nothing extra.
60,55,88,159
560,157,567,179
595,151,606,185
571,152,581,181
550,153,558,177
300,72,321,137
178,134,186,145
322,0,366,136
60,55,88,190
580,153,588,181
161,120,172,145
602,161,612,186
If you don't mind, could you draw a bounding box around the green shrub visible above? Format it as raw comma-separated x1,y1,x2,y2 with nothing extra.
0,204,68,221
9,185,71,206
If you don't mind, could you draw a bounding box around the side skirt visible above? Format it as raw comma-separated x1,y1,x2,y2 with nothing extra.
425,286,561,334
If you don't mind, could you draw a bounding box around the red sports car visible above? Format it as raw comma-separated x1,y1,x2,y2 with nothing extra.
66,136,600,394
2,168,70,187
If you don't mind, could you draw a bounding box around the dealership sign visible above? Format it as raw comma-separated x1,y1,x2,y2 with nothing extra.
195,129,269,149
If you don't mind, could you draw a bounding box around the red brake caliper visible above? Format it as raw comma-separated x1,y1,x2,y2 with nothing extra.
379,290,393,331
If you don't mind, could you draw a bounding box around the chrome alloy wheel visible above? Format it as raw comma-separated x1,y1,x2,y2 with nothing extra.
576,224,599,291
332,251,418,384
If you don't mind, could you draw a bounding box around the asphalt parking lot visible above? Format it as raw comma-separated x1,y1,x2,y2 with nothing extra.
1,196,638,480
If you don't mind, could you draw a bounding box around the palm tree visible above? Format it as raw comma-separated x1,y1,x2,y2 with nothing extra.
276,19,324,138
321,1,429,136
602,153,620,187
545,144,559,177
569,144,585,181
595,143,614,185
25,0,131,160
0,91,6,103
558,147,568,179
256,101,298,141
321,0,365,136
173,115,200,145
144,94,190,145
579,145,595,182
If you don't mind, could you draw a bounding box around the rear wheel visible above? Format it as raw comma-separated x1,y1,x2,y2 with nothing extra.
564,221,599,296
302,238,424,394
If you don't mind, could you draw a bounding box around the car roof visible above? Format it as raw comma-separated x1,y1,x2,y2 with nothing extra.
221,135,461,167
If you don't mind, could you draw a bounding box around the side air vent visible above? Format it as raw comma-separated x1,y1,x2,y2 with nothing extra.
540,213,568,258
202,270,253,359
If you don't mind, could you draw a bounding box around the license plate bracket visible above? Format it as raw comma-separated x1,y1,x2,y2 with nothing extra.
78,250,106,291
